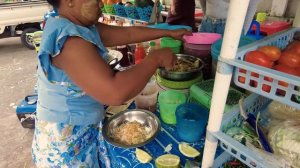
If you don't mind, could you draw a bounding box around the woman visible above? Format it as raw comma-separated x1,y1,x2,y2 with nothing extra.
32,0,191,167
166,0,196,31
198,0,229,34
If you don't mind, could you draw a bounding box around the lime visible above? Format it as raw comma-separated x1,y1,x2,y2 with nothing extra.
135,148,152,163
155,154,180,168
179,143,200,158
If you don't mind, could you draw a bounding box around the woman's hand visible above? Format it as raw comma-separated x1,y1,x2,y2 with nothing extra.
147,48,177,70
168,29,193,41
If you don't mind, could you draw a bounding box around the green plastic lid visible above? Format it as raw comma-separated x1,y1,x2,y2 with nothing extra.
149,41,156,47
160,37,182,47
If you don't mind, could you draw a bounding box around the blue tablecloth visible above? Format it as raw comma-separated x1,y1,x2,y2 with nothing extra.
102,103,223,167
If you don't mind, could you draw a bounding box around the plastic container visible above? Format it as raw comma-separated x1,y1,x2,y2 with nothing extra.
160,37,182,54
156,72,203,90
252,20,291,36
211,35,256,77
158,90,186,124
189,79,245,112
227,28,300,109
16,95,37,129
183,33,221,45
175,103,209,142
183,43,211,80
134,43,146,64
147,23,192,31
134,81,159,112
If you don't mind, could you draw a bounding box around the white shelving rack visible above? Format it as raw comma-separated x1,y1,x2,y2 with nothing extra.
201,0,300,167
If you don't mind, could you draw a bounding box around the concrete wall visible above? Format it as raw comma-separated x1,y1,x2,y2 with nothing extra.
257,0,298,17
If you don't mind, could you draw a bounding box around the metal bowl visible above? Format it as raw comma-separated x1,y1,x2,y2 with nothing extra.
158,54,204,81
107,49,123,69
102,109,161,148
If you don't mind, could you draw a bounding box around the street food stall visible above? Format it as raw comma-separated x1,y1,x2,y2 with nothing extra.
15,0,300,167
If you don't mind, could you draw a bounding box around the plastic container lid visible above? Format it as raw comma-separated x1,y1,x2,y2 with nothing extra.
160,37,182,54
211,35,256,61
183,33,222,45
148,23,192,31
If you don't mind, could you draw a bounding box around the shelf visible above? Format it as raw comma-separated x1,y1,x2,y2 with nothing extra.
202,1,300,168
211,94,278,168
210,28,300,168
219,28,300,109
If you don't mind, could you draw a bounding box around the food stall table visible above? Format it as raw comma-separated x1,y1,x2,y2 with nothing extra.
102,104,223,167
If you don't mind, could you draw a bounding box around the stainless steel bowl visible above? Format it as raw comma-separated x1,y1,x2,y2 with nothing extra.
107,49,123,69
102,109,161,148
158,54,204,81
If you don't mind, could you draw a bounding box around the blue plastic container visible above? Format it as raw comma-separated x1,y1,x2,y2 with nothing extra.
211,35,256,77
211,35,256,62
16,95,37,129
175,103,209,142
147,23,192,31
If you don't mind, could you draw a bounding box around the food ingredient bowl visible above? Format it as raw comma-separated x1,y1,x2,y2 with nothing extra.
158,54,204,81
102,109,161,148
107,49,123,68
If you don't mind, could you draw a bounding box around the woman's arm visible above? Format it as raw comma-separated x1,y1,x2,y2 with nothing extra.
52,36,176,105
96,23,191,47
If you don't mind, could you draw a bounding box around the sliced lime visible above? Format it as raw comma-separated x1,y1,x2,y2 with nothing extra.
135,148,152,163
155,154,180,168
179,143,200,158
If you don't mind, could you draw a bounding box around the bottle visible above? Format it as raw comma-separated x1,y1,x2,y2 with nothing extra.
147,41,156,55
134,43,146,64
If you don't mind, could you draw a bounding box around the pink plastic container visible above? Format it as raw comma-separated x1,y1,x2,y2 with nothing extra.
183,33,222,45
183,43,212,80
252,21,291,35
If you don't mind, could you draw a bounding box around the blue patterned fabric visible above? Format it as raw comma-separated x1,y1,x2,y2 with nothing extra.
32,116,204,167
32,106,223,167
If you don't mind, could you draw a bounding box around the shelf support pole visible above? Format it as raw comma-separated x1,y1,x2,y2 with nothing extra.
201,0,250,167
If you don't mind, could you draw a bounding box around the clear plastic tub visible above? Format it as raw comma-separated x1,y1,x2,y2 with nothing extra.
135,81,159,112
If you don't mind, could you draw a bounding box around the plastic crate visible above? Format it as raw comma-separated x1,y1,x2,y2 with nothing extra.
213,152,235,168
136,6,153,22
113,4,127,17
124,6,139,19
220,28,300,109
212,94,276,168
189,79,245,112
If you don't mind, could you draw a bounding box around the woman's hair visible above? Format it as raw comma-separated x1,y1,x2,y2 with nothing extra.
47,0,60,7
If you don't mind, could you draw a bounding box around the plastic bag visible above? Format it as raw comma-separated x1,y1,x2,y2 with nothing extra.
268,120,300,168
246,142,292,168
268,101,300,121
